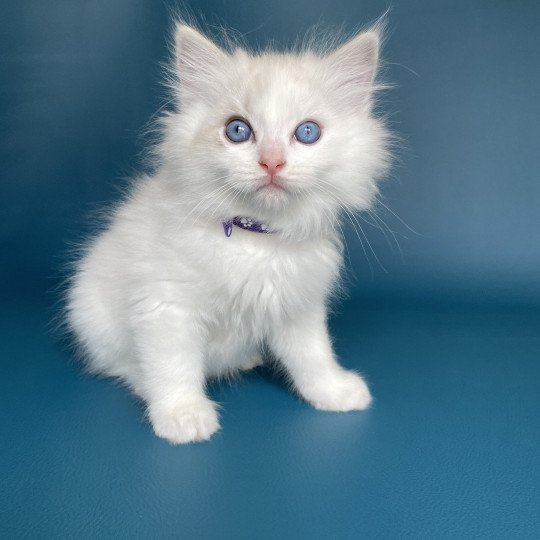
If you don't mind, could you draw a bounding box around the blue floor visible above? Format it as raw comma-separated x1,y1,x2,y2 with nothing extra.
2,296,539,538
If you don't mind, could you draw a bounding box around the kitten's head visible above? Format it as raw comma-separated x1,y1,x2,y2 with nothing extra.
159,23,391,237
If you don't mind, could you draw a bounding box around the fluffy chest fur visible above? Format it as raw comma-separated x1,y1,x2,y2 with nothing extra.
150,215,342,334
184,225,343,373
194,226,341,327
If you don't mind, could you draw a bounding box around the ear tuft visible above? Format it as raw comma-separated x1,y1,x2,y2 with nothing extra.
174,23,230,104
327,30,381,110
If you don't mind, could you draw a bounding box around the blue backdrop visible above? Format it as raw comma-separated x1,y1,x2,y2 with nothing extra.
1,1,539,538
2,0,539,303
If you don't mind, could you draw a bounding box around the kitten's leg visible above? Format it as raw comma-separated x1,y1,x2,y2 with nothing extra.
269,309,372,411
131,304,219,444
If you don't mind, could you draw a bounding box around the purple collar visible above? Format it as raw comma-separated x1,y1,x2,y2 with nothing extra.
222,217,273,237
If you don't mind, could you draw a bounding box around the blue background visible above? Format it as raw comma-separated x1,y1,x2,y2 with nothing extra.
1,1,539,537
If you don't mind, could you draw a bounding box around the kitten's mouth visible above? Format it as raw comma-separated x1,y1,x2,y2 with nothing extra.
256,177,287,193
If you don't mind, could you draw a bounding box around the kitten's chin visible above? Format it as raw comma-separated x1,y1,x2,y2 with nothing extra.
253,174,292,199
253,186,289,209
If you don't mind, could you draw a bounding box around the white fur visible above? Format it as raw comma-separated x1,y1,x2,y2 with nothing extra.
66,23,391,444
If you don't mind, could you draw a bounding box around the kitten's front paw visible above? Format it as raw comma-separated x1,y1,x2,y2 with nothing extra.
149,399,220,444
301,370,372,412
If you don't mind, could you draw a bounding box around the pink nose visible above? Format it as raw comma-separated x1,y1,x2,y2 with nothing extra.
259,157,286,177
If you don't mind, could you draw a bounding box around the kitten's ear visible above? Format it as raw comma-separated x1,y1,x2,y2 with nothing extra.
174,24,231,104
326,31,380,110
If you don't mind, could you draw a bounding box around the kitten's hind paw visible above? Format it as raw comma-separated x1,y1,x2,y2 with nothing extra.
149,398,220,444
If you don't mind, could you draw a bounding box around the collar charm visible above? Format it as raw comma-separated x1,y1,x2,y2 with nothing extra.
222,217,272,237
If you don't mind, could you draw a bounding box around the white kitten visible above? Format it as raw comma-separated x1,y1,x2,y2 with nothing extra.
66,22,391,444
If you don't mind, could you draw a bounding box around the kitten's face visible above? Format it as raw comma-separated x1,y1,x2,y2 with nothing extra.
165,25,389,232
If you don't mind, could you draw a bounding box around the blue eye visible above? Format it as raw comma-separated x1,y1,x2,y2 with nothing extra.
225,119,252,143
294,121,321,144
